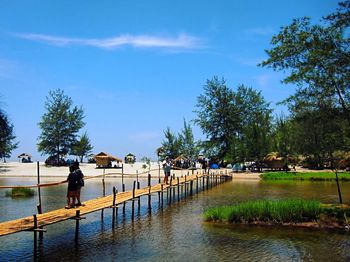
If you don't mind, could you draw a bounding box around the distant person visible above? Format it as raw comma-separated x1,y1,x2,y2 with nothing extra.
73,161,85,206
65,165,78,209
202,159,207,174
162,157,172,185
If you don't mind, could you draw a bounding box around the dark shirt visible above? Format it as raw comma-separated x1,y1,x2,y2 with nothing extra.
67,172,78,191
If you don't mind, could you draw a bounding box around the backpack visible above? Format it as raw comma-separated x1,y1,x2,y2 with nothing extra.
75,169,84,187
78,177,84,187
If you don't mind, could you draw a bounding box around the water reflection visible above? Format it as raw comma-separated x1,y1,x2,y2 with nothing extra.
0,178,349,261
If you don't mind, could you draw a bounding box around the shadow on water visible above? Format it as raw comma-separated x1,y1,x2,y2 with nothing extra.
0,178,350,261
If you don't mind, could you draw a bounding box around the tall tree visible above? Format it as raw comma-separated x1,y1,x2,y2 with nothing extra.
72,132,93,163
0,108,18,161
235,85,273,163
260,1,350,125
195,77,272,165
271,115,296,160
289,98,349,168
38,89,85,164
194,76,239,162
178,119,199,159
160,127,181,160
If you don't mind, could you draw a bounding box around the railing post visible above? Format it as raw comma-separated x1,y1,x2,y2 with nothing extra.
75,210,80,242
161,184,164,208
132,181,136,220
33,214,37,256
148,174,152,211
177,177,180,202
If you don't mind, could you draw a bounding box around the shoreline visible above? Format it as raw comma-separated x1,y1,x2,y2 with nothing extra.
0,161,248,179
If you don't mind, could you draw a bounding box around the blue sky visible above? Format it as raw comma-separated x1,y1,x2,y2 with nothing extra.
0,0,339,161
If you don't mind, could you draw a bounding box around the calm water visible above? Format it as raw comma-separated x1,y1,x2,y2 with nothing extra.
0,177,349,261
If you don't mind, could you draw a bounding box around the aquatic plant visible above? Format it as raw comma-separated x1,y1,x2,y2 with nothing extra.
6,187,35,198
261,172,350,181
204,199,321,223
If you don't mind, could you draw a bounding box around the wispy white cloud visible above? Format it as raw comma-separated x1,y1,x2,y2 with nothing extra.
128,131,160,142
233,56,264,67
0,58,19,79
253,74,273,88
244,27,275,36
13,33,202,50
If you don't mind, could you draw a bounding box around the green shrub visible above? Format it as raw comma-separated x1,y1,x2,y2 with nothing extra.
6,187,35,198
261,172,350,181
204,199,322,223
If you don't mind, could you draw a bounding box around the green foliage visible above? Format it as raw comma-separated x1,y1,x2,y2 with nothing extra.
194,77,236,162
261,1,350,168
204,199,322,223
235,85,273,163
271,115,296,159
38,89,85,164
178,119,200,159
6,187,35,198
160,127,182,160
141,156,151,170
0,107,18,160
194,77,272,164
71,132,93,163
160,119,199,160
261,171,350,181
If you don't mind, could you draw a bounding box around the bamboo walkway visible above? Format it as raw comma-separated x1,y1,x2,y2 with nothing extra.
0,172,231,237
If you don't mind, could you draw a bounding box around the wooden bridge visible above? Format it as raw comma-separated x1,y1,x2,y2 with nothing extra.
0,172,232,237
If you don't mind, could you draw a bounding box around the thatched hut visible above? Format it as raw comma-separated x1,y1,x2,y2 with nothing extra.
124,153,136,164
94,152,122,168
263,152,285,170
17,153,32,163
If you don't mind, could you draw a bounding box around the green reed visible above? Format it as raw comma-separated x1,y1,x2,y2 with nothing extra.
6,187,35,198
261,172,350,181
204,199,321,223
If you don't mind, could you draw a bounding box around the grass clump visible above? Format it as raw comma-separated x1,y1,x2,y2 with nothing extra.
204,199,321,224
261,172,350,181
6,187,35,198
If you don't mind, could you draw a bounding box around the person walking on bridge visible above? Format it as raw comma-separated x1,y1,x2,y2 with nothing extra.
73,161,85,206
65,165,78,209
162,157,172,185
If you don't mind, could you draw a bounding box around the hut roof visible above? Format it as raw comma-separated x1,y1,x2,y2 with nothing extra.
94,152,122,162
174,154,189,161
17,153,32,158
264,152,283,161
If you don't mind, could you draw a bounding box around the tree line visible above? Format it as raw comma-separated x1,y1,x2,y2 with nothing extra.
161,1,350,169
0,89,93,164
1,1,349,168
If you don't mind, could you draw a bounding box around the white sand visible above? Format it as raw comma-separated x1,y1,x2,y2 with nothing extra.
0,161,223,177
0,161,261,181
0,161,163,177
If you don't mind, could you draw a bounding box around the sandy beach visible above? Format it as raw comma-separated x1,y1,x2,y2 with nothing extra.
0,161,261,179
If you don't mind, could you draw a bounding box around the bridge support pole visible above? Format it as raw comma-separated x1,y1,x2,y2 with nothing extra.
172,178,175,201
190,180,193,196
137,181,141,211
112,187,118,228
132,181,136,220
161,184,164,209
169,177,172,205
184,175,187,198
148,174,152,212
75,210,80,242
177,177,180,202
33,214,37,258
